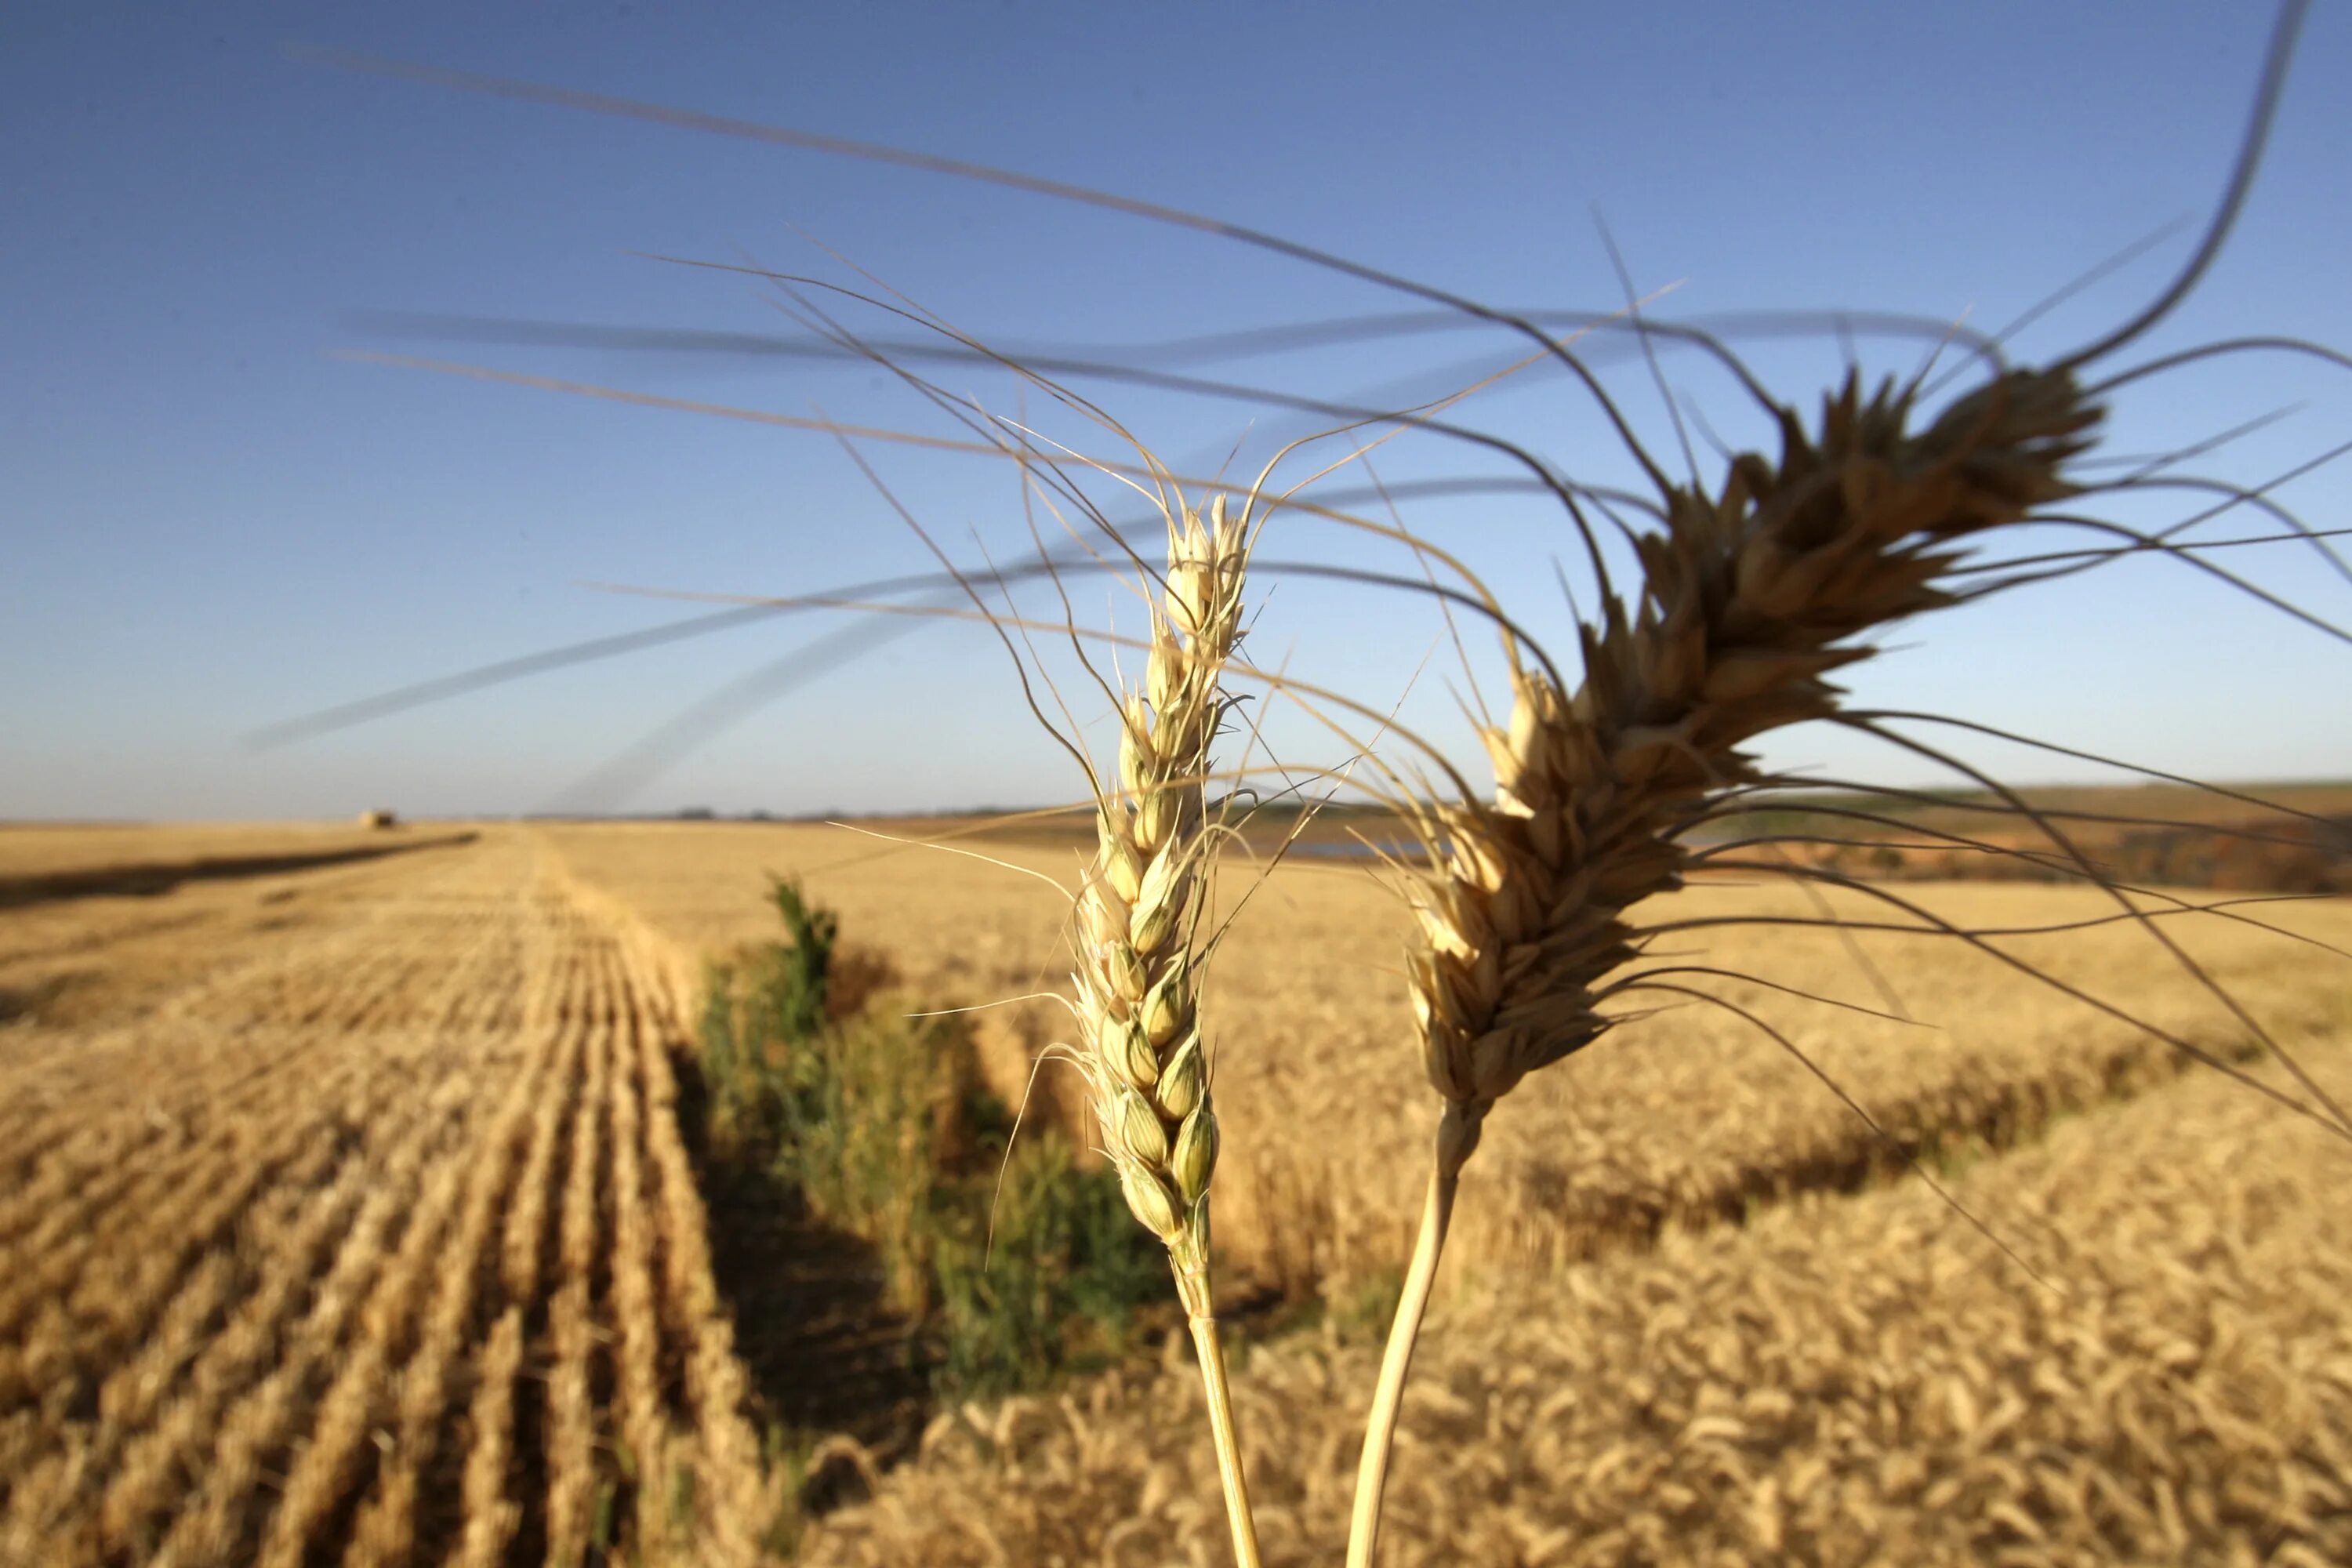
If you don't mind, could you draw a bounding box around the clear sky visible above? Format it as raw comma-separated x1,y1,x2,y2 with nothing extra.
5,2,2349,821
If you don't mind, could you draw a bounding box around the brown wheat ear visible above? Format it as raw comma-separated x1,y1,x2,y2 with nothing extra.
1412,365,2098,1168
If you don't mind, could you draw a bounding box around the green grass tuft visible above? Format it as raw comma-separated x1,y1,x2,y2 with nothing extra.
697,877,1169,1406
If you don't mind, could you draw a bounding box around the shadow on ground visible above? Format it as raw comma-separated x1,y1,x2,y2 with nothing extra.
0,831,481,910
669,1049,933,1512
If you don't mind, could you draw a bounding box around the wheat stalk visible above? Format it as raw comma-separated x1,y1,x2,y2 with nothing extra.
1065,487,1262,1566
1342,363,2115,1563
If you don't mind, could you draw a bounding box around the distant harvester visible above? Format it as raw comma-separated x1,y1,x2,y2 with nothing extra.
358,808,398,829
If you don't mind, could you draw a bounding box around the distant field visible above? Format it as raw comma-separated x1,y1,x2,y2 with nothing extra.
0,818,448,871
543,819,2352,1293
780,779,2352,849
1719,782,2352,893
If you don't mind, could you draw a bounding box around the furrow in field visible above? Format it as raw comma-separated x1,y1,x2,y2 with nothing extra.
499,921,586,1311
0,883,512,1254
0,1113,345,1416
128,865,540,1567
63,1134,382,1559
615,939,770,1564
4,833,768,1563
0,850,475,1106
598,931,677,1563
443,1307,527,1568
487,895,596,1568
0,1164,310,1546
247,1076,503,1568
0,833,557,1565
0,1243,240,1530
540,926,615,1568
0,1001,461,1373
0,846,528,1229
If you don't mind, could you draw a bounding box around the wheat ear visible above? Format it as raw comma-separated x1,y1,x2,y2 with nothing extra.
1346,365,2101,1566
1070,489,1260,1566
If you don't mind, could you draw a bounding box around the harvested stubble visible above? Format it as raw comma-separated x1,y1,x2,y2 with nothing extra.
0,827,768,1566
800,1028,2352,1566
539,822,2352,1294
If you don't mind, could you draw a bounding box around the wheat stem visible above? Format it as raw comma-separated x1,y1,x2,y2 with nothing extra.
1345,1126,1464,1568
1187,1309,1263,1568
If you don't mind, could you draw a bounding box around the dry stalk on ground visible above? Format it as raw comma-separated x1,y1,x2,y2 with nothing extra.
799,1034,2352,1568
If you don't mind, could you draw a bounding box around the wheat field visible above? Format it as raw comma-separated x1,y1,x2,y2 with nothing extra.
799,1018,2352,1567
0,827,768,1566
3,818,2347,1563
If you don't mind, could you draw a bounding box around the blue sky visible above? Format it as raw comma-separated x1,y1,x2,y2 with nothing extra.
5,2,2348,820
